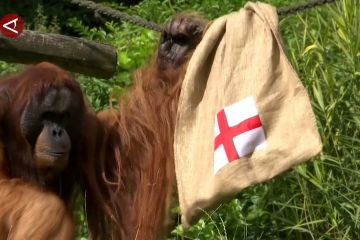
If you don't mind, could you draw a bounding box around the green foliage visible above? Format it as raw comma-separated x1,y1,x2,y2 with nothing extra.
32,4,61,33
67,16,158,110
73,193,89,240
0,61,20,76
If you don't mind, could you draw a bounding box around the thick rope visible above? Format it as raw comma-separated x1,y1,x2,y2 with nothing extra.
70,0,163,32
70,0,339,32
277,0,337,16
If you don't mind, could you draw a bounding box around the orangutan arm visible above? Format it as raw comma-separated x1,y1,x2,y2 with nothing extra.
0,180,74,240
95,14,207,240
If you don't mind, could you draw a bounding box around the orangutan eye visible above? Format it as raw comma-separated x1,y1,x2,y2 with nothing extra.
42,111,71,124
42,111,54,120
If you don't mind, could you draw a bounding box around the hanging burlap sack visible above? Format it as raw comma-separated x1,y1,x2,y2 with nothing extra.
174,2,322,226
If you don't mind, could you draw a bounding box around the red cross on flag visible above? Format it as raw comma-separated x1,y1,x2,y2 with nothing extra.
214,96,267,173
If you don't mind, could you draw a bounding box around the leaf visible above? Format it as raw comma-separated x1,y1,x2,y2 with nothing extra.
118,52,133,70
301,44,318,56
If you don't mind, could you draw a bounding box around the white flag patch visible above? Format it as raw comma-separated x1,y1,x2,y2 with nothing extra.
214,97,266,174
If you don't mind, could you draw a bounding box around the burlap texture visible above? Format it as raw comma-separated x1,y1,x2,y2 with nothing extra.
174,2,322,226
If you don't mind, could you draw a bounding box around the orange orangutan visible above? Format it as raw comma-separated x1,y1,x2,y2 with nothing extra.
95,13,207,239
0,13,206,240
0,63,88,239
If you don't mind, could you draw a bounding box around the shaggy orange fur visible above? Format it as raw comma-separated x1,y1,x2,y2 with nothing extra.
0,14,206,240
0,180,74,240
0,63,91,239
95,14,207,239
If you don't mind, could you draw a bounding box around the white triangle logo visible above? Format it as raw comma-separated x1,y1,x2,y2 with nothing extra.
3,18,18,34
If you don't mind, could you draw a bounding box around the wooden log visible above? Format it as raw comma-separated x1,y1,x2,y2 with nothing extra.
0,30,117,78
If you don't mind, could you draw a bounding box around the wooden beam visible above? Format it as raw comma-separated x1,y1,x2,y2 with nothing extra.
0,30,117,78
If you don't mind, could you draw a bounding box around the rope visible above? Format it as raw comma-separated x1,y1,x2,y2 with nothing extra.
277,0,337,16
70,0,163,32
70,0,339,32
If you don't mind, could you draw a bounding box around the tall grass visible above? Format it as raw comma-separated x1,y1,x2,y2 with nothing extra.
170,0,359,239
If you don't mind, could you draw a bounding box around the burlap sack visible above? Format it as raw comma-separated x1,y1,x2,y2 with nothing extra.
174,2,322,226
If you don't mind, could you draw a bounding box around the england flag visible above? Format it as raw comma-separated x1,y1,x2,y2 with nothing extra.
214,96,267,174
